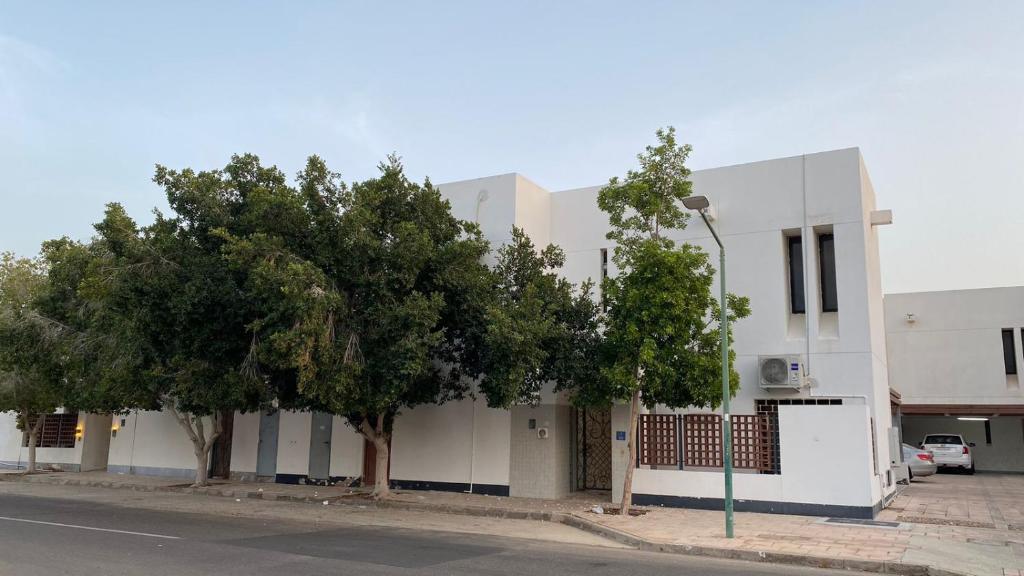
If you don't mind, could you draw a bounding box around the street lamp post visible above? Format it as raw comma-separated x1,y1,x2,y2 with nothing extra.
682,195,734,539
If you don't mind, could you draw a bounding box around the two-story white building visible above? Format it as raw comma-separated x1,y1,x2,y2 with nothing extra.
1,147,899,517
886,287,1024,472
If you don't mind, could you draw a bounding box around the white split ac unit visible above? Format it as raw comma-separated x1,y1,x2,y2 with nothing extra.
758,355,805,390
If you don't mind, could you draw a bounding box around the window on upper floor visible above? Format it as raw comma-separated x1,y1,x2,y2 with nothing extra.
1003,329,1017,375
786,235,805,314
600,248,609,312
818,233,838,312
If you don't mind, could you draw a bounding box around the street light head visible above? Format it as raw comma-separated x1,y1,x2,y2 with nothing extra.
681,195,710,211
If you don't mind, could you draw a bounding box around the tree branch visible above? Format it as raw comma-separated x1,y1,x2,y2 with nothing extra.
168,405,200,447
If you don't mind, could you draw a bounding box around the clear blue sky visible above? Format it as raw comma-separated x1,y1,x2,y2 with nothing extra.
2,1,1022,293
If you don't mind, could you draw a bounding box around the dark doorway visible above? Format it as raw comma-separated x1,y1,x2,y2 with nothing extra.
209,410,234,479
362,437,391,486
574,407,612,491
308,412,333,481
256,410,280,479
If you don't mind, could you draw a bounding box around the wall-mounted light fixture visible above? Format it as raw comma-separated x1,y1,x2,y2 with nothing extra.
75,424,84,441
957,417,989,421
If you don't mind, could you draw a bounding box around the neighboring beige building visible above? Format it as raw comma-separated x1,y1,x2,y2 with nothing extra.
886,287,1024,472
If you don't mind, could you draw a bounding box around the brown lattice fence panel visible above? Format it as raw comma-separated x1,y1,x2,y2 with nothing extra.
731,415,771,471
638,414,678,466
683,414,722,468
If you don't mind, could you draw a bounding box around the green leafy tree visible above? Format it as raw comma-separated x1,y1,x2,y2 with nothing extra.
79,155,313,486
227,156,492,498
478,227,602,408
595,127,751,515
35,237,147,414
0,253,64,472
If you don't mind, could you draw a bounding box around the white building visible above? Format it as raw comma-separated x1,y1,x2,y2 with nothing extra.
1,147,898,517
886,287,1024,471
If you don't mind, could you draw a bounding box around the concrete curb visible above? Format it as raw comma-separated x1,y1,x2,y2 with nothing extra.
0,474,968,576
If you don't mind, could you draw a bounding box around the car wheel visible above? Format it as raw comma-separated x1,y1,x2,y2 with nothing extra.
967,464,975,475
908,468,913,481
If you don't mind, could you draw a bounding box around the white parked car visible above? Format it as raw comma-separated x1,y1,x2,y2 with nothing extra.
901,443,937,480
920,434,975,474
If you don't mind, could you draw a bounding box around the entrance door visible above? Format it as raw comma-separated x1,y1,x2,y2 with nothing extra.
256,410,280,478
209,410,234,479
574,407,612,491
362,437,391,486
308,412,333,481
80,414,113,472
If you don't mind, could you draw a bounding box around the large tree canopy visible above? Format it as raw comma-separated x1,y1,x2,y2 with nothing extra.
76,154,319,486
225,155,492,497
479,227,602,409
0,253,64,472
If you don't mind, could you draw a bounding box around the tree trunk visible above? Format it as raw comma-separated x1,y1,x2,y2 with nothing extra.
619,388,641,516
373,435,390,498
169,407,222,488
359,414,392,499
25,414,45,474
194,449,211,486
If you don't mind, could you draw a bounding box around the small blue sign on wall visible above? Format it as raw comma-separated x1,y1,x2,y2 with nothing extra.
615,430,626,441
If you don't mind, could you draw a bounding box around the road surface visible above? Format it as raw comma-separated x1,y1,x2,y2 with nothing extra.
0,491,845,575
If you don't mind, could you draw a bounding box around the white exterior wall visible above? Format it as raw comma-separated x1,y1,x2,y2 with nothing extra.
630,406,876,510
885,287,1024,405
107,411,201,478
391,397,511,489
329,416,364,479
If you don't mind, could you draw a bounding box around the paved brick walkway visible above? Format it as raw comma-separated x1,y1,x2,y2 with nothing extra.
6,470,1024,575
878,473,1024,530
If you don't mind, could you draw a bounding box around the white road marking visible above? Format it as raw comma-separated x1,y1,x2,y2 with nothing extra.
0,515,181,539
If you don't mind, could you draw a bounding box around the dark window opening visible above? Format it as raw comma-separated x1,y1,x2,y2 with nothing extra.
22,413,78,448
985,420,992,445
818,233,838,312
1003,329,1017,375
600,248,609,312
787,235,805,314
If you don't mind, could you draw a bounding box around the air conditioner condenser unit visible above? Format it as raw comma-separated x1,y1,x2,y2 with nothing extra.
758,355,805,390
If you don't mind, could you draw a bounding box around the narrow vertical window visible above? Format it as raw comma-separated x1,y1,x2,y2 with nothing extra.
787,236,805,314
984,420,992,445
600,248,609,312
818,233,838,312
1002,329,1017,375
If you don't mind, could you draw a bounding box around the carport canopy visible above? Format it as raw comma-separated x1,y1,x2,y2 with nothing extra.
901,404,1024,417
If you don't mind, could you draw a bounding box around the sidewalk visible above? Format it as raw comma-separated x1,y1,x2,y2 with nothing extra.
3,470,1022,576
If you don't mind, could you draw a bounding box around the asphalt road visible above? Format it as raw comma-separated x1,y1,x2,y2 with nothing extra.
0,492,844,576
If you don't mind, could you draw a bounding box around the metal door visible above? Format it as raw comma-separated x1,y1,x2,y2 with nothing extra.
574,408,612,491
256,410,280,478
308,412,333,481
